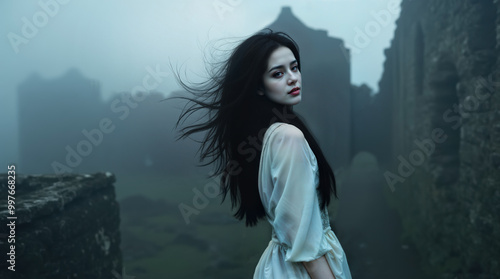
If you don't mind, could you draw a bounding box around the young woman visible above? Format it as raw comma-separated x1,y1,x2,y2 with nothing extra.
172,30,351,279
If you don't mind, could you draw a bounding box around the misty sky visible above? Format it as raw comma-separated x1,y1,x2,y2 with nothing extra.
0,0,401,169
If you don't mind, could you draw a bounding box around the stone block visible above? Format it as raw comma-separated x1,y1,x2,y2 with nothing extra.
0,172,122,279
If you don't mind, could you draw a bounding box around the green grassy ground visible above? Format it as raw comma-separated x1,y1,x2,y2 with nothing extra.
114,170,271,279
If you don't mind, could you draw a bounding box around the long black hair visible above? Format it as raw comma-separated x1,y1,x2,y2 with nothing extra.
169,29,338,226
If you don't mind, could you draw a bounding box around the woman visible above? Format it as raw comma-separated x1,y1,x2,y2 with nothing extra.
171,29,351,279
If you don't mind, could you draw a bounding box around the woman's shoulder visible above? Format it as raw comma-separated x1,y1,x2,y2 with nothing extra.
267,122,304,140
265,122,317,165
263,123,307,153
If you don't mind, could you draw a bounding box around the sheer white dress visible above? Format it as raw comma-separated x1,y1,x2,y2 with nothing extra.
253,122,352,279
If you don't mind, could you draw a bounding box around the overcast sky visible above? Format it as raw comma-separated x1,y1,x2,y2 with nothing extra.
0,0,401,168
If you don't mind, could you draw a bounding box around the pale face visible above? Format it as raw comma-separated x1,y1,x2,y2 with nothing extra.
259,46,302,106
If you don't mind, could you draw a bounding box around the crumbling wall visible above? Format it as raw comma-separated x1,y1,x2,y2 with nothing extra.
379,0,500,277
0,172,122,279
267,7,352,169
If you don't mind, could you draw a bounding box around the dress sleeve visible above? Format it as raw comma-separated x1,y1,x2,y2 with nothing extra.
268,124,331,262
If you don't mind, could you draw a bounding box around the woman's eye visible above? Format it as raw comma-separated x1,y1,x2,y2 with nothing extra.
272,72,283,78
292,65,298,71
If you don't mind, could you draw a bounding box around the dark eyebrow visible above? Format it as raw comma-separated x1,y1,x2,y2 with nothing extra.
268,60,298,73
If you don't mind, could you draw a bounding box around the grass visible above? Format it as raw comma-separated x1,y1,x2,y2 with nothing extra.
114,170,270,278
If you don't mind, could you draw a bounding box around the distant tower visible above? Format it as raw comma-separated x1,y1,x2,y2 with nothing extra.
266,6,351,168
17,69,103,174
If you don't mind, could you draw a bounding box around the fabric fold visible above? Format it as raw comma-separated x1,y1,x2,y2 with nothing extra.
253,122,352,279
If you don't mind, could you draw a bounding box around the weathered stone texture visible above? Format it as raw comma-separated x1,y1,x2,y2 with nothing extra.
0,172,122,279
380,0,500,277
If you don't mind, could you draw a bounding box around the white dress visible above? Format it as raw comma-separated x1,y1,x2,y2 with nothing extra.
253,122,352,279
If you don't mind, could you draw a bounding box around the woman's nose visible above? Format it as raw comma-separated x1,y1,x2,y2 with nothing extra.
288,72,298,84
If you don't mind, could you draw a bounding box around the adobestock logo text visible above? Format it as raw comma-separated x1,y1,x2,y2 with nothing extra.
7,0,72,54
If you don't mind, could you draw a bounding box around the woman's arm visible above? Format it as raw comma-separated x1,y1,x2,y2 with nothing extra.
302,255,336,279
267,124,336,277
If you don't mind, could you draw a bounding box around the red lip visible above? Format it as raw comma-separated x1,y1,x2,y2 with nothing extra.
289,87,300,94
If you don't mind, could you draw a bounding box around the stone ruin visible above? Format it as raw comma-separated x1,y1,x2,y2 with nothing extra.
377,0,500,277
0,172,122,279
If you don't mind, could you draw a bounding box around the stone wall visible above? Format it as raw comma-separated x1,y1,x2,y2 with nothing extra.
17,70,199,176
0,172,122,279
379,0,500,277
267,7,352,169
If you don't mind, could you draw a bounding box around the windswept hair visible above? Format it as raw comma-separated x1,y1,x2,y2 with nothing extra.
169,29,338,226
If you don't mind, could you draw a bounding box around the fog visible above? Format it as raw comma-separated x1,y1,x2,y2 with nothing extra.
0,1,408,278
0,0,399,166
